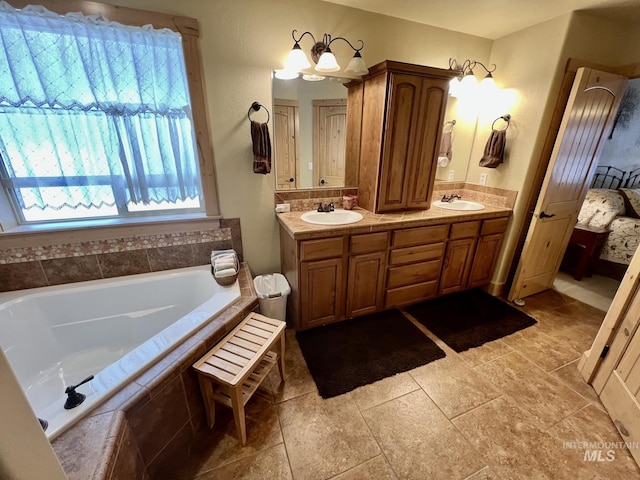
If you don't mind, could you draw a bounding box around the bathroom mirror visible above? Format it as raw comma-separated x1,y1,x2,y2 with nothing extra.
434,96,478,183
272,74,350,190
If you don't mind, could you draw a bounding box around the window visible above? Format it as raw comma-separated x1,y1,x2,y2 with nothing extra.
0,3,203,224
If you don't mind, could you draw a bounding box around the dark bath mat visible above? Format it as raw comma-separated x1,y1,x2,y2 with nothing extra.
405,289,537,353
296,310,446,399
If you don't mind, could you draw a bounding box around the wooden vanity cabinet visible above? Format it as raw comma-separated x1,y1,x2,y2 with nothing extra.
299,237,346,330
280,214,509,331
385,225,448,308
439,221,481,295
346,232,388,317
467,218,509,289
354,61,456,213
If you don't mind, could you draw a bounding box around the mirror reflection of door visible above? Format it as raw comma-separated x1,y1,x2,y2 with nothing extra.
274,99,299,190
313,99,347,188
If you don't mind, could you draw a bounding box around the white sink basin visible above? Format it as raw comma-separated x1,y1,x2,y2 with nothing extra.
301,209,364,225
432,200,485,211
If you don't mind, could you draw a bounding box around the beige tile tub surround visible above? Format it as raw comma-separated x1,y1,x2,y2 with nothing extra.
50,264,258,480
0,218,242,292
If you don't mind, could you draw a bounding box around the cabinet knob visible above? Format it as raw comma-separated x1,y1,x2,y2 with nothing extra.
320,179,326,185
289,177,294,182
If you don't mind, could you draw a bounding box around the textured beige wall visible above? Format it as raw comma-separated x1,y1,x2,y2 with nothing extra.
102,0,491,275
467,14,573,288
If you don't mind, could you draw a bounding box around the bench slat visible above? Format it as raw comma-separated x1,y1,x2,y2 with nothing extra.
240,324,271,339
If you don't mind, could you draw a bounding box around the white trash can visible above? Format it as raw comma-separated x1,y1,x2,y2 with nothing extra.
253,273,291,322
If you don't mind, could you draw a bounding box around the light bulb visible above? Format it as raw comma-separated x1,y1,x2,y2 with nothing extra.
274,69,299,80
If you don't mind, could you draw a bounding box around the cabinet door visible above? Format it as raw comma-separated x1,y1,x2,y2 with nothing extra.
300,258,344,329
439,238,476,295
377,74,423,212
346,252,385,318
467,233,504,289
406,78,448,209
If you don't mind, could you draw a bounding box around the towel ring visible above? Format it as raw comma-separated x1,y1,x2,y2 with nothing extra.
443,119,456,133
247,101,270,123
492,114,511,131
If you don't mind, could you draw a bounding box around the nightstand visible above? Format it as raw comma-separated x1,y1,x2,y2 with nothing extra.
561,224,610,280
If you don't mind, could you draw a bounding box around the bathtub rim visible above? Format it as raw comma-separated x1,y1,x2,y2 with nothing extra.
0,264,242,441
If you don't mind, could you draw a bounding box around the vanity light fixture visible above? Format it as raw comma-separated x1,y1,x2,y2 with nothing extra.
448,58,497,97
281,29,369,79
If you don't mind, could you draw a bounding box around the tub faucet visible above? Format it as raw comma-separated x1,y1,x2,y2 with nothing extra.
64,375,94,410
441,194,461,203
317,202,335,213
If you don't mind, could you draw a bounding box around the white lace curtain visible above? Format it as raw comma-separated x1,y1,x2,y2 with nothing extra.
0,1,200,214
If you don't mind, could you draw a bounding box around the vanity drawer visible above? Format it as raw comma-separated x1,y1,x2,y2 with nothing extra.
392,224,448,248
389,243,444,266
481,217,509,235
350,232,388,254
385,280,438,308
387,260,441,289
300,237,344,261
449,221,481,239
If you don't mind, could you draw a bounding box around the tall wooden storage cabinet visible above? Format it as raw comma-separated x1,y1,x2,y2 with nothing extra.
352,61,457,213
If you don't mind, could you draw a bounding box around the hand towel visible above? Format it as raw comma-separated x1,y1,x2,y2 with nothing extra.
439,130,452,161
215,268,238,278
479,129,506,168
214,254,236,265
214,262,237,272
251,120,271,174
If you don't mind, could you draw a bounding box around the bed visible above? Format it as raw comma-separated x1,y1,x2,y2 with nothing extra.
573,165,640,280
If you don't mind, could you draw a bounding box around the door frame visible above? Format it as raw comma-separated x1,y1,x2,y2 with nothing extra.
506,58,640,290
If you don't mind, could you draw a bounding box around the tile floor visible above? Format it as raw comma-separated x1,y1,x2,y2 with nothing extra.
553,271,620,312
171,290,640,480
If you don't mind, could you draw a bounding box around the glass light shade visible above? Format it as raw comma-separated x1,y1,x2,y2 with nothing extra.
459,72,478,97
449,77,461,97
315,49,340,72
302,74,326,81
344,52,369,75
479,73,497,94
284,43,311,71
274,69,299,80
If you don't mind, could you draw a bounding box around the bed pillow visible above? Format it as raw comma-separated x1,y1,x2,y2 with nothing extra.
618,188,640,219
577,189,625,226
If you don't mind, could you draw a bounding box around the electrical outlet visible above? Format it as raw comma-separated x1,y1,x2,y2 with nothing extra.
308,162,313,170
447,169,455,180
479,173,488,185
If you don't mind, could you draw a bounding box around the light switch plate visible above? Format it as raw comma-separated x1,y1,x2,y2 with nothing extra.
308,162,313,170
479,173,488,185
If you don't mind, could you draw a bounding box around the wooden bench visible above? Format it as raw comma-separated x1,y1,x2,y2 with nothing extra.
193,312,285,444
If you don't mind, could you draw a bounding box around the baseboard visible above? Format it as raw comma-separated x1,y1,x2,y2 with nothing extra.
486,281,506,297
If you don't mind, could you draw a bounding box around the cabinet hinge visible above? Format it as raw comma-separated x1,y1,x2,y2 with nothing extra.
600,344,611,359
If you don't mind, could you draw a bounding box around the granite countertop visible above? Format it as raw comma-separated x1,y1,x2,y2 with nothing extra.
276,203,512,240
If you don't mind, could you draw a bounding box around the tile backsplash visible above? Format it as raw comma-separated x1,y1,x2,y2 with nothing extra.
0,218,242,292
275,188,358,212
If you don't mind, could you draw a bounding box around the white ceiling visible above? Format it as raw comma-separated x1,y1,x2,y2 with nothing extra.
323,0,640,39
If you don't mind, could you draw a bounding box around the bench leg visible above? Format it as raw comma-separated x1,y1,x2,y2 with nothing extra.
277,333,286,382
197,375,216,429
231,386,247,445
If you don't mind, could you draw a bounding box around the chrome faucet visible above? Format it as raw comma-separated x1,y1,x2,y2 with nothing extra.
317,202,335,213
440,193,461,203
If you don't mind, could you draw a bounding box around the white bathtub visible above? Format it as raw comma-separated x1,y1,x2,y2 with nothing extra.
0,265,241,440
